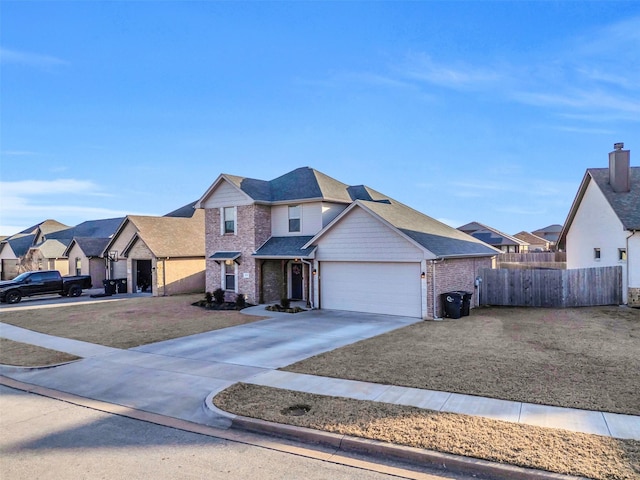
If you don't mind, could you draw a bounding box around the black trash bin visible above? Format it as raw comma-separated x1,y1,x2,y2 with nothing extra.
441,291,463,319
458,291,473,317
103,279,117,295
115,278,127,294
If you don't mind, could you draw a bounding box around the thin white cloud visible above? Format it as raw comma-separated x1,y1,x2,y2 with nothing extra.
0,150,37,156
0,47,68,68
398,53,501,90
0,179,108,197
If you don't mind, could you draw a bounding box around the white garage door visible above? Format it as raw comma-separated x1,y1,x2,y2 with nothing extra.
320,262,422,317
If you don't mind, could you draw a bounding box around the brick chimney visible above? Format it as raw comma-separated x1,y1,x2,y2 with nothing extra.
609,142,630,193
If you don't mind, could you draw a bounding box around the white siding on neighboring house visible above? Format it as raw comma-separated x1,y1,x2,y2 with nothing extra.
566,179,628,302
200,180,253,209
271,203,323,236
314,207,424,262
629,233,640,289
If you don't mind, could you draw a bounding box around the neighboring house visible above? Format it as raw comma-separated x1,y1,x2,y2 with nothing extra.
513,231,551,252
102,209,205,296
532,224,563,249
23,239,70,275
559,143,639,306
0,220,69,279
458,222,529,253
26,217,125,281
196,167,498,319
0,234,36,279
63,237,113,288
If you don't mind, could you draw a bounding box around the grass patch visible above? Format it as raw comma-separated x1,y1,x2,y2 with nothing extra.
215,383,640,480
284,306,640,415
0,294,266,350
0,338,80,366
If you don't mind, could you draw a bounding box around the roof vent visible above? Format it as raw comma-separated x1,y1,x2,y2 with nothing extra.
609,142,630,193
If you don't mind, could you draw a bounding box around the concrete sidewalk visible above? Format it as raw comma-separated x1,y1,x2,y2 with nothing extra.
1,311,639,441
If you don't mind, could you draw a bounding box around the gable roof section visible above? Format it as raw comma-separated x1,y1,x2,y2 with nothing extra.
119,210,205,258
30,239,67,258
559,167,640,246
64,237,112,258
514,231,549,245
1,234,36,257
458,221,528,247
307,200,499,258
197,167,369,207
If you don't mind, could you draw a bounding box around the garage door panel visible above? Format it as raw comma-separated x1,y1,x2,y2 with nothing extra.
321,262,421,317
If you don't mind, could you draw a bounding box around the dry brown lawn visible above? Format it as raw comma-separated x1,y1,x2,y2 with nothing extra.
0,294,265,359
215,383,640,480
284,306,640,415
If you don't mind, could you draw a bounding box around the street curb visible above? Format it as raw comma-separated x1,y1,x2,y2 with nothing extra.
2,375,587,480
228,413,588,480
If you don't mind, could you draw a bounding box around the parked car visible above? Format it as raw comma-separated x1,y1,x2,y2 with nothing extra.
0,270,93,304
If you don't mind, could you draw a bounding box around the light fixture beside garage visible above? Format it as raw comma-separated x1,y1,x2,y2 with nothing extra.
421,272,426,279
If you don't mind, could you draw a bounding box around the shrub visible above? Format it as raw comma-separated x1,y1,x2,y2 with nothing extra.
213,288,226,304
280,297,291,309
235,294,246,309
205,291,213,304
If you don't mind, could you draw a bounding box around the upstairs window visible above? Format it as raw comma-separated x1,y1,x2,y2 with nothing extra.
619,248,627,261
288,205,301,233
222,207,236,235
594,248,601,260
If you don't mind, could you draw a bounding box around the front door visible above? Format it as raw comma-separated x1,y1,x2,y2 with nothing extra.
291,263,303,299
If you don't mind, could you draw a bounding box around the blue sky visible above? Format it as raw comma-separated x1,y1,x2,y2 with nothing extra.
1,1,638,237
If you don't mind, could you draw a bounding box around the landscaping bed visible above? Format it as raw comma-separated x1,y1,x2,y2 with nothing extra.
215,383,640,480
284,306,640,415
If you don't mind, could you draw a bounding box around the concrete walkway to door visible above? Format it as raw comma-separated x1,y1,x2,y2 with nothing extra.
1,306,639,441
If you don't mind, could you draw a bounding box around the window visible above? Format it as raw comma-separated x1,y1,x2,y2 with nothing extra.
223,207,236,234
619,248,627,261
224,260,235,291
75,257,82,276
288,205,301,233
594,248,601,260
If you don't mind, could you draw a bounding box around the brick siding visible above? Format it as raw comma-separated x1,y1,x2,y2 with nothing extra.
426,257,492,318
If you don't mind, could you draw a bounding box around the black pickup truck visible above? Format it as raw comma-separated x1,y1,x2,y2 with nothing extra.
0,270,93,304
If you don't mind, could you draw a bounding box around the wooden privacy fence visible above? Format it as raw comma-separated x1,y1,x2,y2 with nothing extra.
479,266,622,307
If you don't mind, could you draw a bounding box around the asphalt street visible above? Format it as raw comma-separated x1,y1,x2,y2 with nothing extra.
0,385,474,480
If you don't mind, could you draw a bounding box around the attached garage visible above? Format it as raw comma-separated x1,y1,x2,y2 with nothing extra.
320,261,422,317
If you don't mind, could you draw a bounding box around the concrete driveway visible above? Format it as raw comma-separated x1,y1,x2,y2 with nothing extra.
1,307,420,427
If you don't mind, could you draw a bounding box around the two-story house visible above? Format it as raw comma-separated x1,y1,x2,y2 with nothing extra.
196,167,499,319
559,143,639,306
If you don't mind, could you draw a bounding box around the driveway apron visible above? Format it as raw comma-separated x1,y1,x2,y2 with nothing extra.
0,309,420,427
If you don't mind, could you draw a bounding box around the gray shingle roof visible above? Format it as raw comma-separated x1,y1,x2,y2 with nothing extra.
588,167,640,230
48,217,124,241
210,251,241,260
458,221,528,247
71,237,112,257
253,236,316,258
164,201,198,218
361,201,499,257
2,234,36,257
219,167,356,204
